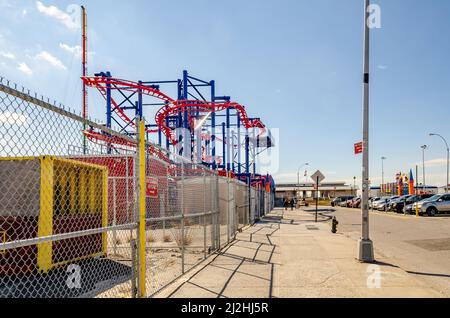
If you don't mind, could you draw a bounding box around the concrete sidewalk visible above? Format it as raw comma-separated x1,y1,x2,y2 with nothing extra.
154,209,442,298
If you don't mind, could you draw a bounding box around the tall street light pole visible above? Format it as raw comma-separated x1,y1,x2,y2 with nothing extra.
297,163,309,186
358,0,374,263
297,163,309,200
421,145,428,193
430,134,449,193
381,157,386,196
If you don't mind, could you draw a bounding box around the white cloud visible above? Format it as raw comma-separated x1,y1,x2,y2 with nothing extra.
0,112,28,125
22,9,27,17
59,42,96,61
422,158,447,167
377,65,388,70
59,43,81,58
17,62,33,76
0,51,15,60
36,1,79,31
36,51,67,70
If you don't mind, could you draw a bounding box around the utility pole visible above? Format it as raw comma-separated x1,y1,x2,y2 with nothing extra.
421,145,428,193
297,163,309,200
358,0,374,263
430,134,449,193
415,165,419,195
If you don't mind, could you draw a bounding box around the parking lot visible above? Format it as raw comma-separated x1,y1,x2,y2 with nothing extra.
322,205,450,297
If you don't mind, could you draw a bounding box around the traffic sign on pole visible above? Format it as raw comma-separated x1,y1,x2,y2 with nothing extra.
311,171,325,223
311,170,325,184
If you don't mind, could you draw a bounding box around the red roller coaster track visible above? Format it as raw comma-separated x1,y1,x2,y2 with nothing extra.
82,76,266,146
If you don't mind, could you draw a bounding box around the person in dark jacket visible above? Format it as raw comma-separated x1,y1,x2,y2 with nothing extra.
283,198,289,210
290,199,295,210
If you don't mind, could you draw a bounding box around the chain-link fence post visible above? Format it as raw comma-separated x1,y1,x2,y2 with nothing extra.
136,117,147,298
214,173,220,250
203,168,207,259
181,160,185,274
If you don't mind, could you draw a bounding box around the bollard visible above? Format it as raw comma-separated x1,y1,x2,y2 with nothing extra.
331,216,339,234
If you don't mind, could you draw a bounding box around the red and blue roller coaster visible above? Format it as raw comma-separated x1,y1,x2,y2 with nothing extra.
81,70,275,192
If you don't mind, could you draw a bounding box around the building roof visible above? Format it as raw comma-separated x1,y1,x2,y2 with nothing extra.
276,182,354,192
277,182,348,187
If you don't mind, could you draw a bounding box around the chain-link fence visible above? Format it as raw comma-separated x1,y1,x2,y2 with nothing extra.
0,78,273,298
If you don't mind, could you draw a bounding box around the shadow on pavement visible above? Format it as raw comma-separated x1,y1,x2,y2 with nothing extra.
166,213,283,298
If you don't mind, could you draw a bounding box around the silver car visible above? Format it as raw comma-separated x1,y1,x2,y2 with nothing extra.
372,196,393,210
420,194,450,216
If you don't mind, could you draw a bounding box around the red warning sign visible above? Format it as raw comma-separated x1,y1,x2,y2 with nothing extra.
146,177,158,198
354,142,363,155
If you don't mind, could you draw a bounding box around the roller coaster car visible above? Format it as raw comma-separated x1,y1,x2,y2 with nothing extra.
0,157,108,275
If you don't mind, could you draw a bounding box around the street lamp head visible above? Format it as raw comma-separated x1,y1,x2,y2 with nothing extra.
381,156,386,160
429,133,436,137
421,145,428,150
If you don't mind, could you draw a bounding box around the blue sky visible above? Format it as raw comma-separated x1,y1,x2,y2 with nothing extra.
1,0,450,187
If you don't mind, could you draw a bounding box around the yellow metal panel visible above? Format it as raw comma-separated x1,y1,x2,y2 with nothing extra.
138,120,147,298
79,168,86,214
1,231,5,255
88,169,96,214
58,163,68,215
37,156,54,273
69,167,77,214
102,169,108,254
56,157,107,171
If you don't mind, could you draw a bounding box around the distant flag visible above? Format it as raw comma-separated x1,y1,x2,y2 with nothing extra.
409,169,415,195
398,173,403,196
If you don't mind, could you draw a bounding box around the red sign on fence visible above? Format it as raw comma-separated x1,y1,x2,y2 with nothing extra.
146,177,158,198
354,142,363,155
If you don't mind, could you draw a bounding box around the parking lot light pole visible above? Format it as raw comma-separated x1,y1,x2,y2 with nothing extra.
430,134,449,193
421,145,428,193
381,157,386,196
297,163,309,186
358,0,374,263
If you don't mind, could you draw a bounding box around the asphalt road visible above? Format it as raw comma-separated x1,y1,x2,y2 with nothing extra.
317,206,450,297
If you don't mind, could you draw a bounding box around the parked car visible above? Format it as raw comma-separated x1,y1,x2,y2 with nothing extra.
377,196,399,212
404,194,435,214
337,196,355,208
419,194,450,216
373,196,397,211
350,197,361,208
369,197,381,209
332,196,354,207
388,195,414,213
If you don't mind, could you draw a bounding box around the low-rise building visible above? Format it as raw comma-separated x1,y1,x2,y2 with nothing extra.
275,182,356,206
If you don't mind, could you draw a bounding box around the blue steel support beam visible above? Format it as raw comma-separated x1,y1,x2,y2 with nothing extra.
222,122,226,171
106,78,112,130
138,81,143,118
237,113,241,174
211,80,216,170
106,75,112,154
177,79,183,156
245,130,250,174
